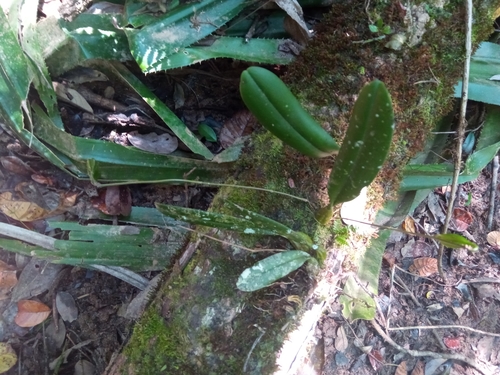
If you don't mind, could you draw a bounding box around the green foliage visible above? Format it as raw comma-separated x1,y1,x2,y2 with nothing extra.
198,123,217,142
401,105,500,190
237,251,311,291
369,19,392,35
328,80,394,206
239,66,340,158
332,220,351,247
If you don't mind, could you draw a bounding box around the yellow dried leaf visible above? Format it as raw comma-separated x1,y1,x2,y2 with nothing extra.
402,216,416,234
0,342,17,373
0,192,47,222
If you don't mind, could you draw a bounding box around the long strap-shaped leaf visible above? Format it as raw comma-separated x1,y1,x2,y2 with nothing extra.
124,0,248,73
155,202,315,252
328,80,394,206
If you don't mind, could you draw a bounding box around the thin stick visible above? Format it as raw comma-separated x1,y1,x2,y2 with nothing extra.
94,179,310,203
387,324,500,337
371,320,497,375
177,225,285,253
438,0,473,278
487,155,499,229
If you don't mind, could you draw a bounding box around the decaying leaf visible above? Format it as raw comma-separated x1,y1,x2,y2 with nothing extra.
411,361,424,375
487,231,500,248
0,156,35,176
273,0,310,45
409,257,438,277
56,291,78,323
173,82,185,109
52,82,93,113
0,191,48,221
15,300,51,327
127,131,178,155
0,342,17,373
106,185,131,216
334,325,348,352
402,216,416,233
443,336,461,349
451,207,473,232
219,110,256,149
0,260,17,292
395,361,407,375
368,349,384,371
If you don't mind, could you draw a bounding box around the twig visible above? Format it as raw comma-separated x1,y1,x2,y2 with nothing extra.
243,325,266,372
177,225,286,253
487,156,499,229
391,271,447,351
93,179,310,203
438,0,473,278
387,324,500,337
371,319,498,375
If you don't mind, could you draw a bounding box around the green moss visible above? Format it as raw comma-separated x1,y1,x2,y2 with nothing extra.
124,309,190,374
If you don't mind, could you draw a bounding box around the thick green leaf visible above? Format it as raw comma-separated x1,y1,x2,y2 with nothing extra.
0,7,77,173
401,106,500,191
237,251,311,292
155,202,315,252
124,0,247,72
198,123,217,142
154,36,295,71
435,233,478,252
328,80,394,205
454,42,500,105
0,222,184,271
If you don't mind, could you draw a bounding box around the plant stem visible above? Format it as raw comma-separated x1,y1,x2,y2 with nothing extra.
438,0,472,279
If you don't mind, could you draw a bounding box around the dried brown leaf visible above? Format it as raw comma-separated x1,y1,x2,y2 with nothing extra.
451,207,473,232
15,300,51,327
127,131,178,155
219,110,256,149
487,231,500,248
411,361,424,375
395,361,407,375
334,325,348,352
0,156,34,175
409,257,438,276
402,216,415,233
368,349,384,371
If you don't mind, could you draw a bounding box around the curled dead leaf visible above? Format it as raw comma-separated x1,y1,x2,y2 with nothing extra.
487,231,500,248
409,257,438,277
402,216,416,233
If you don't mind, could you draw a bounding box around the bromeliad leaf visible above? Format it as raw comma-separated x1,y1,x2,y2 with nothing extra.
155,202,317,253
237,251,311,291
